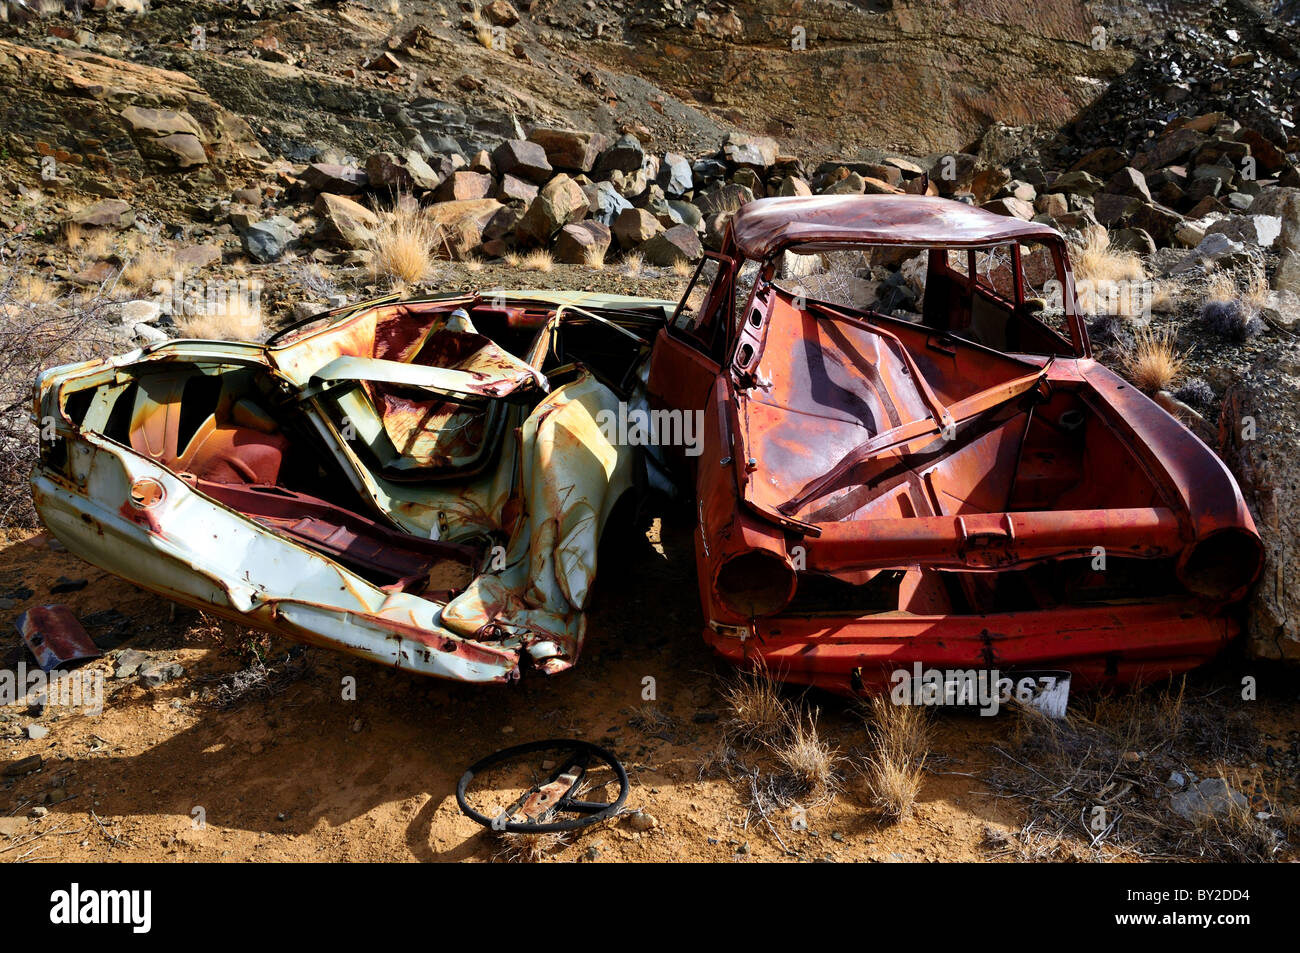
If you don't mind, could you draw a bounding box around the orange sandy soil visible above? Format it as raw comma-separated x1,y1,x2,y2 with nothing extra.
0,516,1294,864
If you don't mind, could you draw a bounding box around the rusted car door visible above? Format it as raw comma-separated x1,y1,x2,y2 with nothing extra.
647,252,735,473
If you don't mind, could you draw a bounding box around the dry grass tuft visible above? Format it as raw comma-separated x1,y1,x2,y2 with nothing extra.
1072,228,1145,285
861,696,930,822
120,248,180,292
12,272,59,305
583,246,606,269
1150,279,1184,314
770,705,840,799
721,663,789,747
622,251,644,278
518,248,554,273
367,202,437,286
175,294,265,341
1119,325,1185,393
476,26,497,49
671,257,694,277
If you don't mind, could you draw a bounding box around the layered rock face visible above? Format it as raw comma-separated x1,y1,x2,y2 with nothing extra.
609,0,1130,155
0,39,266,183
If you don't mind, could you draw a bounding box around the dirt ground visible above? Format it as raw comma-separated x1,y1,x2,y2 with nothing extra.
3,506,1298,864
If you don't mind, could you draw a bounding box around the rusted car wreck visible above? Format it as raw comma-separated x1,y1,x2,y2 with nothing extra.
647,195,1263,695
32,291,673,682
30,195,1263,695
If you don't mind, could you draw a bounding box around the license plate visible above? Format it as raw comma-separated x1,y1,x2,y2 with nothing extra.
998,670,1071,719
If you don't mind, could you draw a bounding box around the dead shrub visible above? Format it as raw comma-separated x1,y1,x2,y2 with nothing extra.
0,263,117,527
1200,272,1265,342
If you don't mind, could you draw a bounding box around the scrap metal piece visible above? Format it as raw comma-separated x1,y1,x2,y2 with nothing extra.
16,605,103,672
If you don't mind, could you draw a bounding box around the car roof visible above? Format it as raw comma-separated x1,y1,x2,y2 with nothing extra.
729,195,1063,259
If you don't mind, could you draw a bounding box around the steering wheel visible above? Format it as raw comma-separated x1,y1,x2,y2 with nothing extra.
456,739,629,834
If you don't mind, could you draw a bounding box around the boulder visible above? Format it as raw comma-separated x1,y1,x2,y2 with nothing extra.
597,134,645,175
493,139,553,183
147,133,206,169
302,163,368,195
823,172,865,195
1203,214,1282,250
612,207,663,249
1129,202,1185,246
69,199,134,229
1170,778,1249,822
983,196,1034,220
483,1,520,26
658,152,693,196
314,192,379,248
365,151,441,193
1046,170,1103,196
435,171,494,202
424,199,506,251
1276,249,1300,295
528,128,608,173
608,168,650,200
778,176,813,197
1070,146,1129,177
1104,167,1151,203
241,216,298,263
721,132,778,169
585,180,633,226
667,200,703,231
553,221,612,264
1035,192,1068,218
1134,126,1206,172
640,224,703,266
1249,188,1300,253
496,174,539,205
515,174,587,244
1093,192,1139,227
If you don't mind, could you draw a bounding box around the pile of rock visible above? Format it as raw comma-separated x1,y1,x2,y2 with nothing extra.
942,112,1300,300
206,107,1299,295
219,128,949,269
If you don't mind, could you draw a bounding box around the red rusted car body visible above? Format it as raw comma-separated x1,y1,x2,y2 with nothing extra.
647,195,1263,696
